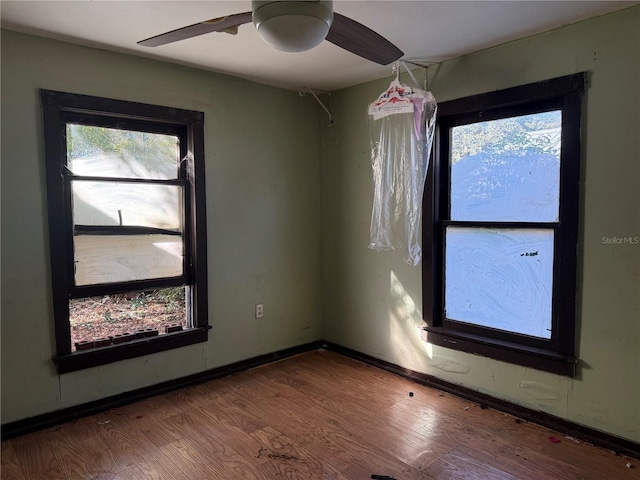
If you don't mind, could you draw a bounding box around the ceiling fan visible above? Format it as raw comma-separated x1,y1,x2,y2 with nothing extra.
138,0,404,66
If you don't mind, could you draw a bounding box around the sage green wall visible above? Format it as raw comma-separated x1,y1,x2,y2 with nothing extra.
321,7,640,442
1,30,322,423
2,8,639,443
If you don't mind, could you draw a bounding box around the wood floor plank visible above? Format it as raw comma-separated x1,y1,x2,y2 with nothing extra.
162,411,267,479
41,422,126,480
391,393,555,454
3,350,638,480
539,439,640,480
389,395,593,479
272,351,410,411
0,443,26,480
92,410,164,480
307,428,433,480
169,379,270,437
423,448,520,480
157,438,227,480
253,431,346,480
248,363,452,469
304,399,450,470
393,385,541,440
211,373,343,448
8,432,67,479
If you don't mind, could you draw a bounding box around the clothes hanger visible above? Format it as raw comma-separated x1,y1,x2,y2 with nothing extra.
389,61,422,90
389,61,402,88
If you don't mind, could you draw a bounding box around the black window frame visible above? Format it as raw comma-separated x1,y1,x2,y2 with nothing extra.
41,90,209,374
422,73,585,377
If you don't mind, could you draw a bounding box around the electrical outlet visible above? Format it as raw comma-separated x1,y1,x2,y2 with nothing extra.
255,303,264,319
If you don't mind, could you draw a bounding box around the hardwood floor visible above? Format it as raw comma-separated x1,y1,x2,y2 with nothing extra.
2,350,638,479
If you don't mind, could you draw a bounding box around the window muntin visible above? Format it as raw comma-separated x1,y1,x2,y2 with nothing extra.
42,90,209,373
423,74,584,376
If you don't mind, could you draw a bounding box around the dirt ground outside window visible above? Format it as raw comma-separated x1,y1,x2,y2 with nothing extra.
69,287,187,351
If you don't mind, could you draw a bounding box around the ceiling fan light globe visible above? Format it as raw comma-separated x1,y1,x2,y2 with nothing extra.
253,1,333,52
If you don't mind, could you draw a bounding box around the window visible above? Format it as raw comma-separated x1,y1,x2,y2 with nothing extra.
41,90,209,374
423,74,585,376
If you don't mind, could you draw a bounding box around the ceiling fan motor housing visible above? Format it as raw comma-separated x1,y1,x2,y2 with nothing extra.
252,0,334,52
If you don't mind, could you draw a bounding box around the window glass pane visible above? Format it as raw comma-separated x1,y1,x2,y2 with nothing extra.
451,111,561,222
72,181,181,230
74,234,183,285
67,124,179,180
445,227,554,339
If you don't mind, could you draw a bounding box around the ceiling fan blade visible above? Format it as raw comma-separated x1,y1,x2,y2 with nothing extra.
138,12,253,47
325,13,403,65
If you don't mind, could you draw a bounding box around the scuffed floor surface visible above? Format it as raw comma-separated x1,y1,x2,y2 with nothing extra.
2,350,638,479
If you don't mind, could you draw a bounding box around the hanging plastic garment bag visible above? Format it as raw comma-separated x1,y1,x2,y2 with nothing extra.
368,68,437,265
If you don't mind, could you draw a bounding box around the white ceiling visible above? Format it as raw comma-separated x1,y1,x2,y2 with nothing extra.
1,1,637,91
